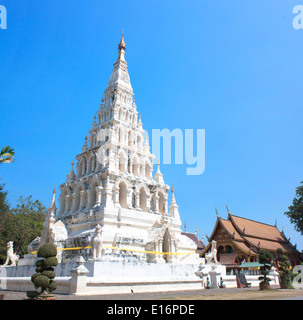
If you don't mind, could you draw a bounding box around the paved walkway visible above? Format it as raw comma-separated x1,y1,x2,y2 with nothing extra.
3,285,300,300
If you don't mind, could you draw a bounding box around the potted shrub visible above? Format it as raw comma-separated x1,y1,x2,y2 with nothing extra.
258,250,273,290
27,243,58,300
277,248,292,289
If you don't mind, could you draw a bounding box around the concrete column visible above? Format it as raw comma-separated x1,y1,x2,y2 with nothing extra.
81,161,86,176
164,195,168,214
80,190,86,209
95,186,103,206
129,158,133,174
85,189,91,210
155,195,160,213
65,194,70,213
146,194,151,212
141,164,146,177
126,188,132,208
113,186,120,206
104,179,114,208
70,256,89,294
71,193,77,212
135,190,140,210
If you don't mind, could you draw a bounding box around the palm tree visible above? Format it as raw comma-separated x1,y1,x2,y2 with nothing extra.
0,146,15,164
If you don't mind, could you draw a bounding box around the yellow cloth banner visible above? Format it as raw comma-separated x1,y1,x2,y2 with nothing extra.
29,245,196,256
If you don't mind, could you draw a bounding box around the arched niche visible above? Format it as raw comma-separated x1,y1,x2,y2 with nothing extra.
119,181,128,209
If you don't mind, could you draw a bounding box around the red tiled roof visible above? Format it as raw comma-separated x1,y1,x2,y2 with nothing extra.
229,214,286,242
220,219,243,242
244,236,298,254
200,214,300,258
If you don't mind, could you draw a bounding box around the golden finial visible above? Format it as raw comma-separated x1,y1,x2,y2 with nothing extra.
118,30,126,61
171,185,174,193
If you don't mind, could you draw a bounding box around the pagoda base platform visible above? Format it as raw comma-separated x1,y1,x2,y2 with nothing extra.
0,260,203,295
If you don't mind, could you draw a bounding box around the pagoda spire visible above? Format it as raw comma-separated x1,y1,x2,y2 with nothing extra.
105,32,133,96
118,30,126,62
44,188,56,229
169,186,180,221
67,160,76,181
154,161,164,184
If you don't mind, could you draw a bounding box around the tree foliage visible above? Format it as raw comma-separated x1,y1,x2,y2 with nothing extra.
0,183,47,264
31,243,58,295
285,181,303,235
258,249,273,287
0,146,15,164
277,248,292,288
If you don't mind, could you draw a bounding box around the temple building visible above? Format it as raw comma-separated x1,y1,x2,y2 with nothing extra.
32,34,200,264
200,209,301,272
181,229,205,255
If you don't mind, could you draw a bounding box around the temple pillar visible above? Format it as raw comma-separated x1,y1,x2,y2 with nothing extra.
146,194,151,212
104,177,114,208
126,188,132,208
141,164,146,177
65,194,70,213
85,189,92,210
135,190,140,210
95,186,103,206
80,190,86,209
113,186,120,206
154,195,160,213
72,193,77,212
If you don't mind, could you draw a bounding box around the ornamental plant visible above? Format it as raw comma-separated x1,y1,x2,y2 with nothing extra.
258,250,273,290
276,248,292,289
29,243,58,298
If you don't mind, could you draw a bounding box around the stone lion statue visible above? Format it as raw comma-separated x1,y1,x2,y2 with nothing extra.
205,240,219,264
92,224,102,259
3,241,19,266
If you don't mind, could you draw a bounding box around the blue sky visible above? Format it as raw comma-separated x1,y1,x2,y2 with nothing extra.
0,0,302,250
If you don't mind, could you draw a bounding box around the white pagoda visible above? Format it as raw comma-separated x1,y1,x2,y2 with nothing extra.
52,34,199,264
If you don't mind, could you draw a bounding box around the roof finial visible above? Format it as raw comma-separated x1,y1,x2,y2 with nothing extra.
82,135,88,152
118,31,126,61
215,207,219,217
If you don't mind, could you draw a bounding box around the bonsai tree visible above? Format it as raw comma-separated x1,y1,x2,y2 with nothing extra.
29,243,58,298
258,250,273,290
277,249,292,289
